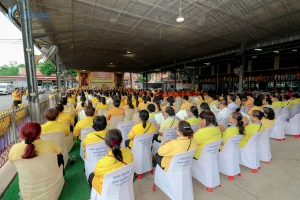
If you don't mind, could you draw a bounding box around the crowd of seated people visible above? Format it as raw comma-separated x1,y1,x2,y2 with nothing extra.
8,87,300,199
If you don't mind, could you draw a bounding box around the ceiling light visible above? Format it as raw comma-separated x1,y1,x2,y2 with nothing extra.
204,63,210,65
274,51,279,53
292,49,297,52
127,51,131,54
254,48,262,51
252,56,257,58
176,1,184,23
110,63,113,65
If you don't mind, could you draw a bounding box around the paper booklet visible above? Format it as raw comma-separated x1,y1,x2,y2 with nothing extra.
154,113,165,125
176,110,188,121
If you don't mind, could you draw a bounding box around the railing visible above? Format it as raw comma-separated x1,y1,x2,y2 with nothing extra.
0,97,51,168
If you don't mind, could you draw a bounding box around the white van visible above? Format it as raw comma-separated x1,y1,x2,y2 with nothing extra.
0,83,14,95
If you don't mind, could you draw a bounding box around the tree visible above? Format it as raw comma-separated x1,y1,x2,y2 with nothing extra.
17,64,25,68
67,70,78,78
39,62,56,76
0,66,19,76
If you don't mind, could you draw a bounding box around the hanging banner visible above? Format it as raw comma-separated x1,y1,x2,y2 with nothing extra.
89,72,114,83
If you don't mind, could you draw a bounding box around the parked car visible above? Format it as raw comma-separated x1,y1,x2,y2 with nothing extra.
0,83,14,95
38,86,45,94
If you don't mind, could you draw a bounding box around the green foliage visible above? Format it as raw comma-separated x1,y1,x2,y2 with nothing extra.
68,70,78,78
0,66,19,76
137,74,151,83
39,62,56,76
36,63,43,69
17,64,25,68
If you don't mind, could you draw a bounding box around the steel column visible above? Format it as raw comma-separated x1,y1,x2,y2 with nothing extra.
217,65,219,93
239,43,246,93
145,70,148,89
130,72,133,89
55,53,61,98
19,0,40,122
174,61,177,91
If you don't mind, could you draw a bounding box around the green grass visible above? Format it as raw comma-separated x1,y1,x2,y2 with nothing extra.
2,142,91,200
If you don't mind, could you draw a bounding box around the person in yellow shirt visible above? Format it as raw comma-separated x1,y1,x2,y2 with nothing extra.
155,121,197,172
82,116,107,158
261,107,275,130
60,97,76,117
180,96,193,111
91,94,98,105
56,104,75,127
289,93,300,110
199,102,211,112
125,110,156,149
193,110,222,159
204,94,213,104
73,106,95,137
262,97,273,109
185,106,201,125
153,107,179,142
162,97,176,114
25,89,28,100
67,93,76,106
106,100,125,125
153,96,162,112
89,129,134,193
239,110,264,148
41,108,70,136
76,96,86,112
12,88,22,108
271,95,282,110
198,95,204,104
247,98,262,115
95,97,109,113
244,93,254,107
281,95,290,107
220,112,244,151
123,97,135,110
138,96,149,111
209,95,219,108
147,104,156,119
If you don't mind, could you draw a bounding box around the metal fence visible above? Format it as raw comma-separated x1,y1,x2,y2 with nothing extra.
0,98,50,168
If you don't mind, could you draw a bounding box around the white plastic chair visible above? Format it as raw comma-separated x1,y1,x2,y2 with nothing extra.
40,132,68,168
80,127,95,160
98,108,109,116
124,109,135,121
161,128,177,144
108,115,124,129
238,132,262,173
191,124,198,133
274,106,282,118
284,113,300,139
218,135,243,180
218,118,229,128
90,161,137,200
270,114,288,141
131,133,155,179
192,139,222,192
14,153,64,200
280,105,290,119
289,103,300,119
132,112,140,124
258,127,273,164
240,106,248,114
148,118,158,133
153,149,196,200
79,109,86,121
117,121,135,148
66,132,74,153
84,142,108,180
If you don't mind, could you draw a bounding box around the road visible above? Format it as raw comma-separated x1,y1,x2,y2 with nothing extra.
0,91,51,111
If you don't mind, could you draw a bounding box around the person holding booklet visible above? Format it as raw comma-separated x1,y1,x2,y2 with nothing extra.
153,107,179,142
125,110,156,149
185,106,201,125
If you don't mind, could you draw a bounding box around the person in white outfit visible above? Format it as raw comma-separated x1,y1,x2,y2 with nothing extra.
216,100,232,125
228,95,238,112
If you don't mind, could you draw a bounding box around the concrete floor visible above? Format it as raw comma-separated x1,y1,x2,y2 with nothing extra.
133,136,300,200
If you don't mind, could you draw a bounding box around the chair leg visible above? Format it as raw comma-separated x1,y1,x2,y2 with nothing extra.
238,173,241,177
152,183,156,192
228,176,234,180
264,161,270,164
252,169,258,173
277,139,282,142
294,135,299,139
150,169,154,175
206,187,213,192
137,174,142,179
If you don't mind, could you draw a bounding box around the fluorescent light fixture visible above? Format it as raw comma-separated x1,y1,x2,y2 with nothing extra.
252,56,257,58
274,51,279,53
204,63,210,65
176,2,184,23
254,48,262,51
110,63,113,65
127,51,131,54
292,49,297,52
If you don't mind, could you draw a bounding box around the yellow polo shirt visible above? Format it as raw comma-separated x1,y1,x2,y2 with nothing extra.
244,97,254,106
82,130,107,148
159,117,179,133
95,103,109,112
106,107,125,120
41,121,70,136
8,140,61,163
127,122,156,148
180,101,193,111
193,126,222,159
248,106,262,115
209,100,219,107
205,97,213,104
149,112,156,119
57,112,74,126
158,137,197,172
220,126,239,151
67,97,76,105
12,91,21,101
73,116,94,137
91,97,98,104
138,102,149,111
239,123,264,148
261,118,274,130
186,117,201,125
92,148,133,194
63,105,76,117
272,101,282,110
290,98,300,110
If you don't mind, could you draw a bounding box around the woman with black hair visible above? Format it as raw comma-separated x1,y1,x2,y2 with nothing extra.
82,116,107,158
261,107,275,130
248,98,263,115
193,110,222,159
123,97,135,110
155,121,197,171
89,129,133,193
95,97,109,113
125,110,156,149
262,98,273,109
134,95,140,109
239,110,264,148
186,106,201,125
106,99,125,124
199,102,210,112
153,96,161,112
138,96,149,111
147,104,156,119
56,103,75,127
220,112,244,151
162,97,176,114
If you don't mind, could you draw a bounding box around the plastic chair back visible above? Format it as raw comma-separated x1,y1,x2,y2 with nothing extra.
161,128,177,144
98,108,109,116
117,121,135,148
109,115,125,129
80,127,95,160
289,103,300,118
258,127,273,162
124,109,135,121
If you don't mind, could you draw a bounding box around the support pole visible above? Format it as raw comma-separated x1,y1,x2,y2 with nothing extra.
130,72,133,89
145,70,148,89
174,61,177,91
19,0,40,122
239,42,246,94
217,65,219,93
55,53,61,98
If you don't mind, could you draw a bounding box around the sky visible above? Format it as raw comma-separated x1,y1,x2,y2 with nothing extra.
0,12,40,66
